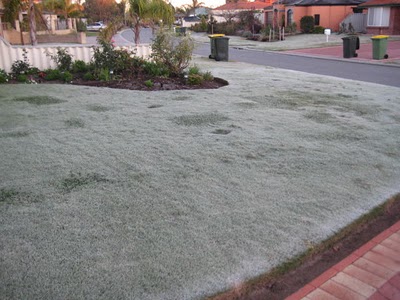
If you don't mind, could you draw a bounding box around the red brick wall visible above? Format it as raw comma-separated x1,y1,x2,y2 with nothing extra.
390,7,400,34
366,7,400,35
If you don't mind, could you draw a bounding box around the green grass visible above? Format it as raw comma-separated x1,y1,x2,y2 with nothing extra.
173,113,228,126
65,118,85,128
0,131,30,138
85,31,99,37
60,172,110,193
14,96,65,105
87,105,110,112
0,188,20,203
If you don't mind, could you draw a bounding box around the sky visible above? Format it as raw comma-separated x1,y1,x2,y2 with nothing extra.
168,0,226,8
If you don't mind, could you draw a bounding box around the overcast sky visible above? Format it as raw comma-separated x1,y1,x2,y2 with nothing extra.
168,0,226,8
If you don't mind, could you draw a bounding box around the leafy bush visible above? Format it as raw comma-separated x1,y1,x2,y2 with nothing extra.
72,60,88,73
286,22,297,34
242,31,253,38
11,60,30,76
76,19,87,32
313,26,325,34
92,42,136,77
191,16,208,32
151,29,195,76
98,68,110,81
0,69,8,83
16,74,28,82
62,71,73,82
202,71,214,81
47,48,73,71
144,79,154,88
44,69,62,81
211,22,239,35
142,61,169,77
188,74,204,85
300,16,314,33
188,65,200,75
83,72,95,81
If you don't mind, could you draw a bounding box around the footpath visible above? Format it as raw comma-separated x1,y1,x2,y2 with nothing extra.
285,40,400,66
287,221,400,300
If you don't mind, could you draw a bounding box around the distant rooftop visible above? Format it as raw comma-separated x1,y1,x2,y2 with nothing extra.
358,0,400,6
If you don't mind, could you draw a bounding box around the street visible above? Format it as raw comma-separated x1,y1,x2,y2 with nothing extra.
120,29,400,88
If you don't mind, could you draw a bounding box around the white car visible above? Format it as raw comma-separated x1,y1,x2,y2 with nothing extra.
87,22,106,31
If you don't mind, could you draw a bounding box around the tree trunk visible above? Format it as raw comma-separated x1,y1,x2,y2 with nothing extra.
29,0,37,45
133,18,140,45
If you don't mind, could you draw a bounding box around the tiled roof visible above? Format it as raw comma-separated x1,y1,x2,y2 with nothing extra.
294,0,366,5
214,1,269,10
358,0,400,6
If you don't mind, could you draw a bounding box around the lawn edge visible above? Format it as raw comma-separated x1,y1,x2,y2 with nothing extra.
207,192,400,300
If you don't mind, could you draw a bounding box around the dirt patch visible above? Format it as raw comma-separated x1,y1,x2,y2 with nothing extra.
209,193,400,300
71,76,229,91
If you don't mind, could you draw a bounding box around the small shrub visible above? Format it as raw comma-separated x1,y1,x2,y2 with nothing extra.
44,69,62,81
151,29,195,76
62,71,73,82
142,61,169,77
0,69,8,83
202,71,214,81
72,60,88,73
98,68,110,81
300,16,315,33
76,19,87,32
11,60,30,76
188,74,204,85
17,74,28,82
242,31,253,38
83,72,95,81
313,26,325,34
188,65,200,75
144,79,154,88
47,48,73,71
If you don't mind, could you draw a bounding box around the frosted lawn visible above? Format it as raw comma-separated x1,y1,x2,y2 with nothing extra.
1,57,399,299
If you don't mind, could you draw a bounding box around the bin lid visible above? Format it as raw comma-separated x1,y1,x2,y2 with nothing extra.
372,35,389,39
208,34,225,38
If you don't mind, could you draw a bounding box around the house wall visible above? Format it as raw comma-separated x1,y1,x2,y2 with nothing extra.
366,7,400,35
292,5,354,31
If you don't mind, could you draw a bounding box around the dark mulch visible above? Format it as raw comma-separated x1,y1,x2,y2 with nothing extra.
209,194,400,300
72,76,229,91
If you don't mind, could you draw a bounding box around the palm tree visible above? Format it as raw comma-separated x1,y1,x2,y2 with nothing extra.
187,0,204,15
128,0,173,45
42,0,83,29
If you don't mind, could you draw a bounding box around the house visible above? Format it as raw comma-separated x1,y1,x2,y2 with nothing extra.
212,0,272,23
265,0,367,31
358,0,400,34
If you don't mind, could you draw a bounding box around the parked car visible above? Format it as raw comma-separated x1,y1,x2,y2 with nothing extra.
86,22,106,31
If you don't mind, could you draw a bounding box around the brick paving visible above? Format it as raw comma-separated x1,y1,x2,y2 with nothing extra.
286,221,400,300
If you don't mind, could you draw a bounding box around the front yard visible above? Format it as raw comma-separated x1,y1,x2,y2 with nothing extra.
1,57,399,299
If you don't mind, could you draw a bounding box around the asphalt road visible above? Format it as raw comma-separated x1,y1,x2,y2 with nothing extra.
121,29,400,88
194,43,400,88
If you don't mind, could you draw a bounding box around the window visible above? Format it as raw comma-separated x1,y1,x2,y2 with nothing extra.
367,7,390,26
287,9,293,25
314,14,320,26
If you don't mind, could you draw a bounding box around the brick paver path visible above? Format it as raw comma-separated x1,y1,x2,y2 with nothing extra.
287,221,400,300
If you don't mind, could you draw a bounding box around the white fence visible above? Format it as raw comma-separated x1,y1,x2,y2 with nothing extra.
0,37,152,73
